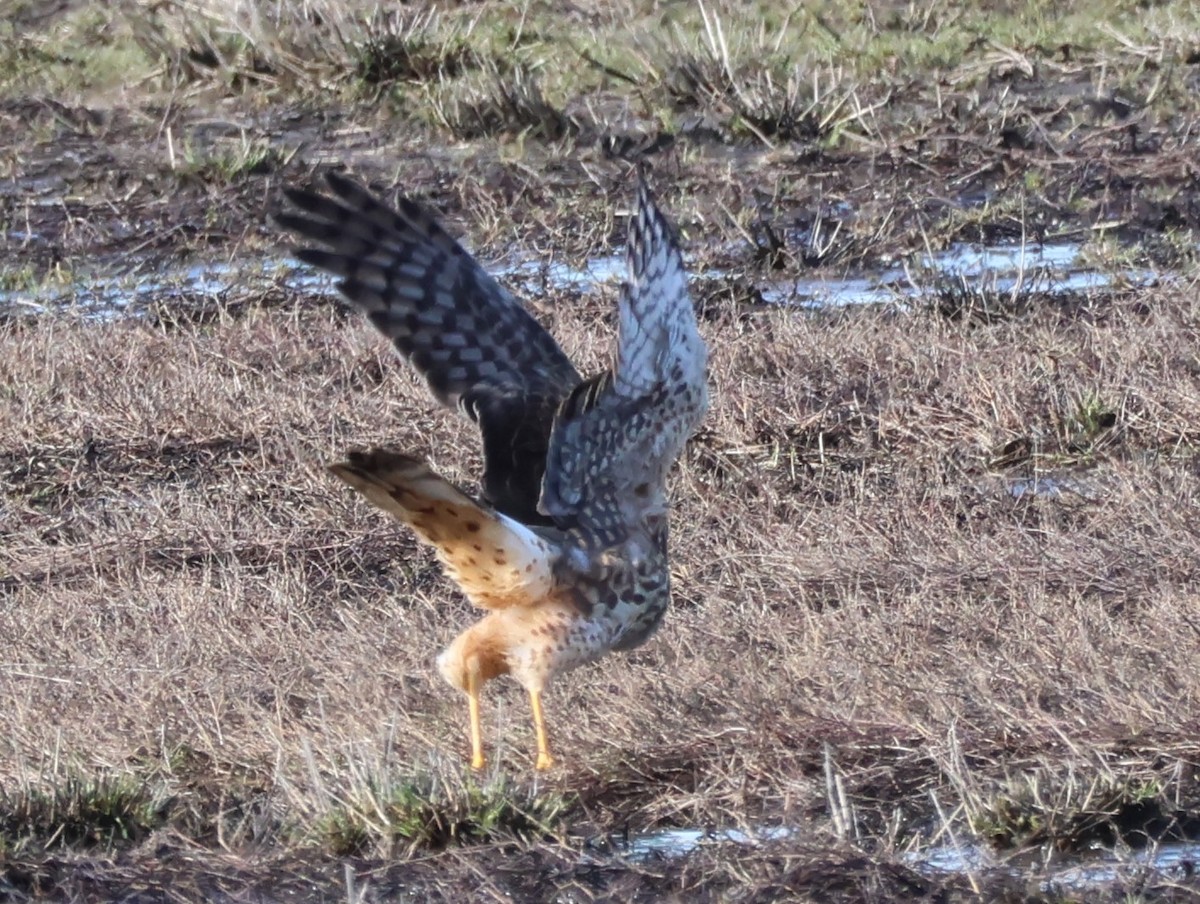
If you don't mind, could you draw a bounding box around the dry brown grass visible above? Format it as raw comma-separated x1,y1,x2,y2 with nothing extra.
3,261,1200,897
5,0,1200,897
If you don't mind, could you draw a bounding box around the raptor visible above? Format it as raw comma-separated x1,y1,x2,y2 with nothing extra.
275,173,708,769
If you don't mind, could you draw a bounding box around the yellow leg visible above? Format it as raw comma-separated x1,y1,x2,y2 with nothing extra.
529,689,554,770
467,660,485,770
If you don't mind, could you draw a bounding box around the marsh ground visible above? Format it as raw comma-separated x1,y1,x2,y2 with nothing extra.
3,1,1200,901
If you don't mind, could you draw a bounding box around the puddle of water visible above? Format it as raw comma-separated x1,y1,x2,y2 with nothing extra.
1008,477,1068,499
0,237,1165,322
932,241,1079,275
0,260,294,322
0,251,619,322
758,241,1159,309
1004,475,1104,501
611,824,1199,892
1042,843,1200,892
604,825,798,861
493,254,626,292
476,239,1155,311
907,840,1200,892
910,841,993,873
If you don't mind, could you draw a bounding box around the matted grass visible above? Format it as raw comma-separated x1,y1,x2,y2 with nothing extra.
2,266,1200,897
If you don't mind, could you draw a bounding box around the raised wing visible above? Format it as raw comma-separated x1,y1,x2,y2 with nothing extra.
538,178,708,533
328,449,559,609
274,173,580,524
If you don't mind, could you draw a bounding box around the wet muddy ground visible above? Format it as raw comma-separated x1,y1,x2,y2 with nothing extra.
4,87,1199,295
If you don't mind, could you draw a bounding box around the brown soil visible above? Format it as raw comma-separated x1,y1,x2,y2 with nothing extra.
4,91,1199,278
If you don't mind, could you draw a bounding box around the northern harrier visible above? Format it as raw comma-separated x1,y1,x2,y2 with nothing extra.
275,173,708,770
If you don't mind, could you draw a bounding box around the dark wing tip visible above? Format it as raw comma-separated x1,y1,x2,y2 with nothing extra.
274,172,366,230
275,181,345,246
324,170,356,193
627,171,681,277
323,171,377,208
270,211,320,243
280,185,318,211
290,247,345,272
328,446,373,477
328,447,425,480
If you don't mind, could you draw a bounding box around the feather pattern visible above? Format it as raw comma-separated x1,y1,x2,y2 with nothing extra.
275,172,708,770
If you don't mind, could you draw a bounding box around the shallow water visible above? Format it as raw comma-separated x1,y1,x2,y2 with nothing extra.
609,824,1199,893
909,839,1200,893
1002,474,1105,501
757,241,1157,309
492,240,1155,308
0,238,1163,321
0,259,288,322
494,253,626,291
611,825,798,860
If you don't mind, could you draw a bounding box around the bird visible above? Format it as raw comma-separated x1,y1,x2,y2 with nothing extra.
274,171,708,770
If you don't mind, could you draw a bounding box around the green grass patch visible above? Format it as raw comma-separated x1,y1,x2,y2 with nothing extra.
172,135,288,185
0,263,76,302
311,772,572,857
0,9,154,100
972,771,1180,852
0,773,169,853
8,0,1200,145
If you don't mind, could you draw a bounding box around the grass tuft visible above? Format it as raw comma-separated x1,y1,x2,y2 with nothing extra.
171,134,287,184
309,771,571,857
919,266,1056,323
0,774,169,853
353,9,475,87
434,62,580,142
972,771,1187,852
